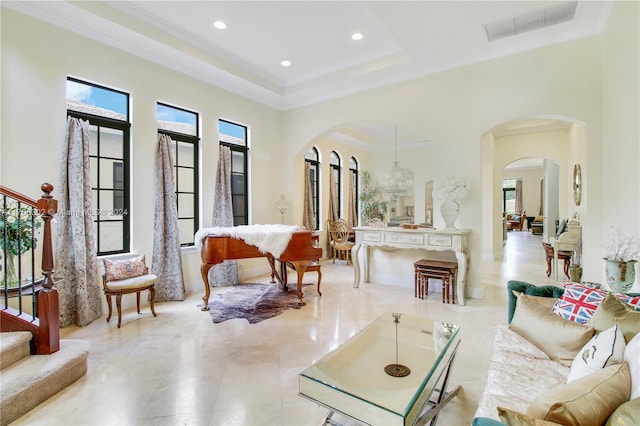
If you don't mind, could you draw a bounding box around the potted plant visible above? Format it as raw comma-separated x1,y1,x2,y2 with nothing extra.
1,203,41,287
603,227,639,293
359,170,387,225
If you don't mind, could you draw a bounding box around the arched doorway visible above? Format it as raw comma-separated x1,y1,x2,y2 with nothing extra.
481,116,584,261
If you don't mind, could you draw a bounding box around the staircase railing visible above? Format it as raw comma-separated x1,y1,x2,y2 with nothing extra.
1,183,59,354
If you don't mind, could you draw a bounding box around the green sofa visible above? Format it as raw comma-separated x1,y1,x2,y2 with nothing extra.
472,280,639,426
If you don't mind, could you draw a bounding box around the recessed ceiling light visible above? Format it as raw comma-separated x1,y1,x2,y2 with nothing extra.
280,60,292,67
352,32,364,41
213,21,226,30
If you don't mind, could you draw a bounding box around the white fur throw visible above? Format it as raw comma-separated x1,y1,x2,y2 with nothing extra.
194,224,300,259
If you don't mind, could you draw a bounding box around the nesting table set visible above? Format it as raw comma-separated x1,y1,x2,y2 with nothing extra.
413,259,458,304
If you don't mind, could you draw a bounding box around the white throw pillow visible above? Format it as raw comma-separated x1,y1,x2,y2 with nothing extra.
567,324,626,383
624,333,640,400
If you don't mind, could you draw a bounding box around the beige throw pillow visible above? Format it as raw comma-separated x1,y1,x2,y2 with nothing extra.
512,290,559,310
589,293,640,343
605,397,640,426
510,294,594,366
526,362,631,426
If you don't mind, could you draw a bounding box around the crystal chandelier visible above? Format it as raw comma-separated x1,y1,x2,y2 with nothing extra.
383,125,414,199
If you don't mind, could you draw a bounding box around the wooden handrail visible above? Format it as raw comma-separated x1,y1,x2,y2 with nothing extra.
1,183,59,354
0,185,37,207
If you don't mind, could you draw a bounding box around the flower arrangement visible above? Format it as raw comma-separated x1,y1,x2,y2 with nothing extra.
1,204,41,257
603,226,639,262
434,177,469,200
1,203,41,286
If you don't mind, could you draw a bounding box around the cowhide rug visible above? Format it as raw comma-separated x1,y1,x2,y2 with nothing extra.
206,283,306,324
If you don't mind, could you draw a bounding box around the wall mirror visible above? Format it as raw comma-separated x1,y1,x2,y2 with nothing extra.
388,195,414,223
573,164,582,206
425,180,434,225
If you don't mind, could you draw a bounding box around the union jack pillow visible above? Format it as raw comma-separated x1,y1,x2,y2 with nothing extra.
552,282,640,324
552,283,608,324
617,293,640,310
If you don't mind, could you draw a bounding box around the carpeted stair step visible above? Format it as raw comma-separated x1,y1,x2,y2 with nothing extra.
0,331,31,370
0,339,90,426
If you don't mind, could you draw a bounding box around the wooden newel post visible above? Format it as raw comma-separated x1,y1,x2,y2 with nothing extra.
35,182,59,354
37,183,57,289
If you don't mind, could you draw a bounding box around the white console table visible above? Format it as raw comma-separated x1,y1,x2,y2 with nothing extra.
352,227,471,305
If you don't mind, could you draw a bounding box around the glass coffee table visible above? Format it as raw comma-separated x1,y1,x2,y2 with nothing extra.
299,313,461,426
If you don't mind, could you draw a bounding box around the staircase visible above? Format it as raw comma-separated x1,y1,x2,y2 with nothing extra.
1,184,89,424
0,332,89,425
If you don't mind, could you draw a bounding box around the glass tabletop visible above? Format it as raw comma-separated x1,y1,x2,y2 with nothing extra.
299,313,460,426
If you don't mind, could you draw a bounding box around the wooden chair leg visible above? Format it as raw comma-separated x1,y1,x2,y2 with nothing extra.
421,275,427,299
316,270,322,297
546,256,552,277
451,272,457,304
563,259,570,280
149,286,157,317
136,291,142,314
116,293,123,328
105,295,113,323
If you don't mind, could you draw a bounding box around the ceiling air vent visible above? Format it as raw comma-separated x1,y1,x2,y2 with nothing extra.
483,1,578,42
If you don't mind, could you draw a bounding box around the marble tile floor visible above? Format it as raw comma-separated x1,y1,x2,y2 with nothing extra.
12,231,561,426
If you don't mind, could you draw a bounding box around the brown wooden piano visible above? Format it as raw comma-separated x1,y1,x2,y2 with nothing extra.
199,230,322,310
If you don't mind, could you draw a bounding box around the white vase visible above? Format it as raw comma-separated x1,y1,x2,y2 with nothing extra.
440,198,460,230
605,259,637,293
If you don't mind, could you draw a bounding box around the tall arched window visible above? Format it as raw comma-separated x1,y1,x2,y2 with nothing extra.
329,151,341,221
349,157,359,228
304,147,320,230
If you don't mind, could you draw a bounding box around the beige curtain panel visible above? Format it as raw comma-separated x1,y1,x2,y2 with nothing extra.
208,145,239,287
303,162,315,231
56,117,102,327
515,179,523,213
328,170,338,222
347,172,357,230
152,133,185,301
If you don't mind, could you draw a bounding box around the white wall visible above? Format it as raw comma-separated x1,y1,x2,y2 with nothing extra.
601,0,640,291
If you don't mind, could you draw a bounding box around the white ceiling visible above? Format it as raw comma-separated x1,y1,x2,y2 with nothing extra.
4,0,612,112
